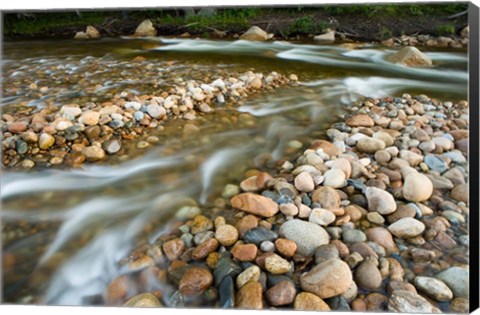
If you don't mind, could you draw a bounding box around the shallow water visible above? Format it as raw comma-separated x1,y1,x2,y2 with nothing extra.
1,37,468,305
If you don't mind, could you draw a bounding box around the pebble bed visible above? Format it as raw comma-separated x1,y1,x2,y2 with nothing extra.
102,94,469,312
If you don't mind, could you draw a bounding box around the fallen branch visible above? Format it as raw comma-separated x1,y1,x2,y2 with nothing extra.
448,10,468,19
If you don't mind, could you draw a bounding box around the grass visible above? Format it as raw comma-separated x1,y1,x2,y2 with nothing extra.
436,22,457,36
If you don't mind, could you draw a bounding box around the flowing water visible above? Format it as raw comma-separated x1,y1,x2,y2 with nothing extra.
1,37,468,305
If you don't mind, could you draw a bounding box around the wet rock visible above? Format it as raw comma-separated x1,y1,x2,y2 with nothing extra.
236,265,261,288
243,227,278,245
231,243,258,261
414,276,453,301
105,275,131,305
451,183,468,203
356,137,386,153
79,111,100,126
300,259,353,299
365,227,398,254
279,203,298,216
266,280,296,306
134,19,157,36
388,290,441,313
436,267,469,298
365,187,397,215
294,171,315,192
275,238,297,257
388,217,425,238
191,215,213,234
355,259,382,291
102,139,121,154
74,26,101,40
82,145,106,161
239,26,270,41
312,186,341,209
265,254,291,274
219,276,235,308
231,193,279,217
314,31,335,43
192,238,219,260
315,244,339,264
343,228,367,244
38,133,55,150
235,215,258,237
8,121,28,133
346,114,374,127
236,281,263,309
323,169,346,188
425,155,449,173
146,104,166,119
214,256,242,286
179,267,213,296
451,297,469,313
387,46,432,67
403,173,433,202
123,293,162,307
310,139,340,157
162,238,185,261
279,219,329,256
294,292,331,311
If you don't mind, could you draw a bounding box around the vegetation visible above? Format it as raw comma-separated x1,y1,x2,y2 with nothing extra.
2,3,469,37
436,22,457,35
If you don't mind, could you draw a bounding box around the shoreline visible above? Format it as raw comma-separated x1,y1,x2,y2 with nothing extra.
98,93,470,312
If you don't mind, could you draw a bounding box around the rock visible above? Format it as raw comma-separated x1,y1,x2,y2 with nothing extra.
326,158,352,178
82,145,106,161
294,292,331,311
8,121,28,133
365,227,398,254
461,26,469,38
146,104,166,119
309,208,336,226
134,19,157,36
243,227,278,245
356,137,386,154
300,259,353,299
403,173,433,202
387,46,433,67
323,169,346,188
367,212,385,224
236,281,263,309
79,111,100,126
231,193,279,217
373,131,394,147
215,224,239,246
236,215,258,236
236,265,261,288
266,280,296,306
424,155,449,173
214,256,242,286
192,238,219,260
400,150,424,166
279,203,298,216
219,276,235,308
355,259,382,290
343,228,367,244
310,140,340,157
346,114,374,127
451,297,469,313
178,267,213,296
239,26,270,41
414,276,453,301
75,26,101,39
123,293,162,307
162,238,185,261
451,183,468,203
436,267,469,298
231,243,258,261
260,241,275,252
388,290,441,313
314,31,335,43
294,171,315,192
38,133,55,150
265,254,291,274
365,187,397,215
275,238,297,257
388,217,425,238
279,219,330,256
315,244,339,264
102,139,121,154
312,186,341,209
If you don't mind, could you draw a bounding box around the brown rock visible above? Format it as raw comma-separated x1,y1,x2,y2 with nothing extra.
162,238,185,261
312,186,341,209
451,183,468,203
231,193,279,217
236,281,263,309
346,114,374,127
266,280,296,306
365,227,398,254
300,259,353,299
179,267,213,296
355,259,383,291
294,292,331,311
310,140,340,157
191,215,213,235
236,215,259,236
82,145,106,161
365,292,389,311
192,238,219,260
265,254,291,274
123,293,162,307
106,275,130,305
231,243,258,261
352,298,367,311
8,121,28,134
275,238,297,257
215,224,239,246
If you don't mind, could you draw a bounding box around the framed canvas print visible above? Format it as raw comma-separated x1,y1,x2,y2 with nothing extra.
1,1,478,314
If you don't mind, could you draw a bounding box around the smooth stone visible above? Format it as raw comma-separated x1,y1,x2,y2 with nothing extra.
414,276,453,301
300,259,353,299
388,217,425,238
343,229,367,244
79,111,100,126
231,243,258,262
315,244,339,264
294,292,331,311
38,133,55,150
260,241,275,252
134,19,157,36
451,183,469,203
219,276,234,308
236,281,263,309
265,254,291,274
356,137,386,153
243,227,278,245
365,227,398,254
231,193,279,217
279,219,330,256
179,267,213,296
388,290,441,313
403,173,433,202
215,224,239,246
309,208,336,226
365,187,397,215
424,155,449,173
236,265,261,289
387,46,433,67
312,186,341,209
146,104,166,119
323,169,346,188
346,114,374,127
102,139,121,154
239,26,270,41
275,238,297,257
123,293,162,307
400,150,423,166
266,281,296,306
355,259,382,290
214,256,242,286
82,145,106,161
294,171,315,192
436,267,469,298
314,31,336,43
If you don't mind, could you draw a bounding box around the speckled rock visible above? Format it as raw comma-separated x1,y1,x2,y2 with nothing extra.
279,219,330,256
300,259,353,299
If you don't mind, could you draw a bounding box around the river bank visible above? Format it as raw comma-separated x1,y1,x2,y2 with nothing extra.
103,92,470,312
3,4,468,46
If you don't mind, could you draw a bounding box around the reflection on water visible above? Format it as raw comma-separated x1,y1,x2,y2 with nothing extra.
1,37,468,305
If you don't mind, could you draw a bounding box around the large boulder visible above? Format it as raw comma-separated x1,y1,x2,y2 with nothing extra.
239,26,272,41
314,31,335,43
134,19,157,37
74,25,101,39
387,46,432,67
